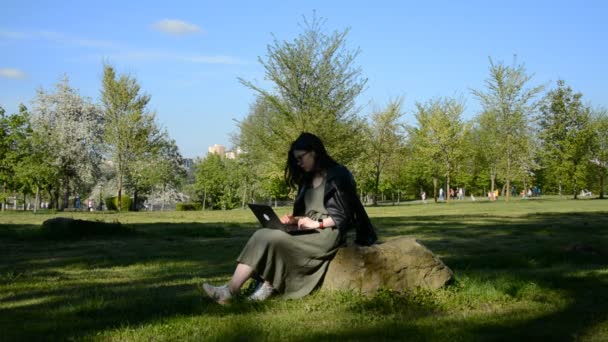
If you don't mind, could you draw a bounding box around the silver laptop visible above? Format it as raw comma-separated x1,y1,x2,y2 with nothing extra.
247,204,319,235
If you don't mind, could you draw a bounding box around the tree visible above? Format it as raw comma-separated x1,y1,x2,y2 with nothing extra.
124,124,169,210
0,106,11,210
193,153,227,210
472,57,544,201
7,105,57,212
31,76,103,209
237,14,367,184
473,110,502,198
409,97,470,202
362,98,405,205
101,64,157,211
589,109,608,198
538,80,594,199
141,134,186,210
0,105,33,210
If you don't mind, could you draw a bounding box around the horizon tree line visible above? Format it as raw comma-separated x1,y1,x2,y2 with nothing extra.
2,16,607,211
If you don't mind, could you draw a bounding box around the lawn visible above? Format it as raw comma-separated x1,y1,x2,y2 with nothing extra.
1,197,607,341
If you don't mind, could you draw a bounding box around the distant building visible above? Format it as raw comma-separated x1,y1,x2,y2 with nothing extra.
182,158,194,170
208,144,226,156
208,144,243,160
225,147,243,160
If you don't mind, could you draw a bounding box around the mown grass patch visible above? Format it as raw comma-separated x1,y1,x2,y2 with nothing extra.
1,197,607,341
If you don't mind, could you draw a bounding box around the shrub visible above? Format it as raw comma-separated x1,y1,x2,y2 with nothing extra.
176,202,203,211
105,195,132,211
40,217,132,239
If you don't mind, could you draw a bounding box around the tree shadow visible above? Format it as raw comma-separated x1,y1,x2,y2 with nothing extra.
0,221,266,340
361,211,608,340
1,211,607,340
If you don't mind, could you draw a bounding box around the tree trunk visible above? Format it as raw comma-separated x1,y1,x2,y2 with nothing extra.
1,182,5,212
63,180,70,210
490,172,496,201
446,174,451,203
133,189,138,211
98,187,103,211
433,177,438,203
506,158,511,202
242,185,247,209
600,169,605,199
51,188,58,210
161,184,166,211
373,169,380,206
34,185,40,213
117,174,123,211
23,192,26,211
202,188,207,210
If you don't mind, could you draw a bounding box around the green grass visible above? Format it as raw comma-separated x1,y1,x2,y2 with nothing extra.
1,196,607,341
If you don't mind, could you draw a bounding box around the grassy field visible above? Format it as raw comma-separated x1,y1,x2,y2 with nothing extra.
1,197,607,341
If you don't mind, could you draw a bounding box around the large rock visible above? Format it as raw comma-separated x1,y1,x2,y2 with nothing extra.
322,237,453,294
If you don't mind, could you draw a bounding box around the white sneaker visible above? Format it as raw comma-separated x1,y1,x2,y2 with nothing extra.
248,282,274,301
203,283,232,305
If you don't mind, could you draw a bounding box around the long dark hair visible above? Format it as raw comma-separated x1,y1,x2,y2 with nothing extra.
284,132,338,189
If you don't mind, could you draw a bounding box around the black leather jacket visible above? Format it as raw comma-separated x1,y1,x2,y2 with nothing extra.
293,164,378,246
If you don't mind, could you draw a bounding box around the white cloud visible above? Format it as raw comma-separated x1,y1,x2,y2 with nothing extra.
0,29,118,49
152,19,202,36
0,68,27,80
178,55,241,64
0,29,30,39
94,50,242,65
2,27,238,65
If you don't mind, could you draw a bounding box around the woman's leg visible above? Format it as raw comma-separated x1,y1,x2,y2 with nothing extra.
228,263,255,294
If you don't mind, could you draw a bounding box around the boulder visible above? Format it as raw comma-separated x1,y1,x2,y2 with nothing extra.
322,237,453,294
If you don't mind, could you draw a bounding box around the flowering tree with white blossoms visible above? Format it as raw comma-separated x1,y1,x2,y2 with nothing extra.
31,76,103,209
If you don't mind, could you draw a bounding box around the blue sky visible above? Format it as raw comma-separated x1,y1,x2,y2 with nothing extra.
1,0,607,158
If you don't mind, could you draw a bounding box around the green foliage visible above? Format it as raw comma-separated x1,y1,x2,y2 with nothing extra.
193,154,245,210
40,217,131,239
0,105,31,198
237,14,367,194
360,98,406,204
471,57,544,201
101,64,160,210
538,80,594,198
589,109,608,198
105,195,132,211
408,97,470,202
176,202,203,211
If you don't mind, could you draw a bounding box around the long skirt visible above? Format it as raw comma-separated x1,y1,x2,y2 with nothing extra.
237,227,342,299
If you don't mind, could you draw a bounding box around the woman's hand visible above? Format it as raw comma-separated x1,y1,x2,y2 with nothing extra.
297,217,319,230
280,214,297,225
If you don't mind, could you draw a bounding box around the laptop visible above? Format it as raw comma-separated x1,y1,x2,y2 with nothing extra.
247,204,319,235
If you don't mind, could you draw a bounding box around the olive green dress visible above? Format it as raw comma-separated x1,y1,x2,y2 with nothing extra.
237,179,342,299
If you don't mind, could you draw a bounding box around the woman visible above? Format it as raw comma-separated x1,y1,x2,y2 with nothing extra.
203,132,377,304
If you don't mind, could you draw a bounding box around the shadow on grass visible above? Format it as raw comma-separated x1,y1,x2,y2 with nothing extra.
0,211,607,340
365,211,608,340
0,221,265,340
